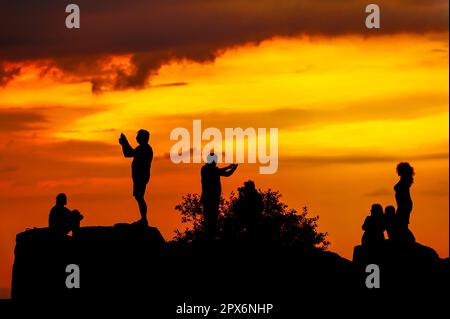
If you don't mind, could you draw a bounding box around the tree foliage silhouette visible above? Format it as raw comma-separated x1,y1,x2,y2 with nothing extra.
174,188,329,250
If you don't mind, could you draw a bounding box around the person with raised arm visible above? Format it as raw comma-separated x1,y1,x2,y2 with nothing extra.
200,152,238,240
119,129,153,226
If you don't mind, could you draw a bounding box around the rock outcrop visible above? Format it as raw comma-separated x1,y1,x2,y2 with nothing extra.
353,240,448,289
10,225,448,314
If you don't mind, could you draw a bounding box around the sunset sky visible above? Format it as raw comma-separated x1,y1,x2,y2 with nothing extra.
0,0,448,296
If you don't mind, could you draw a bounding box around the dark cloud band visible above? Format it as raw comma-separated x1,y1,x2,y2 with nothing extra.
0,0,448,91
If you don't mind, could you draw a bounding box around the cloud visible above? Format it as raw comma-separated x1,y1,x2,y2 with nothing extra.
0,108,47,132
0,137,175,186
0,139,123,184
364,188,392,197
0,106,106,135
35,139,173,163
152,82,188,88
0,0,447,92
0,62,21,87
153,92,449,130
282,152,449,166
0,166,17,174
37,140,118,158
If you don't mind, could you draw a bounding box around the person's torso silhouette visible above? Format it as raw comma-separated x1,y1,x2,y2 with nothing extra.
394,178,413,225
49,204,71,234
201,164,222,205
200,152,237,239
132,143,153,183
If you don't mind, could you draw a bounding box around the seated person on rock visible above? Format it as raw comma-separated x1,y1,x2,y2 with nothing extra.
235,180,264,238
48,193,83,236
361,204,385,247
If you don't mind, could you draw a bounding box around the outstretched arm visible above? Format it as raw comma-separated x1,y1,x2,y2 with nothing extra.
119,133,134,158
220,164,238,177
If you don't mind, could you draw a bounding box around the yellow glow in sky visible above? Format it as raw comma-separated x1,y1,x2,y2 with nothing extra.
0,33,448,290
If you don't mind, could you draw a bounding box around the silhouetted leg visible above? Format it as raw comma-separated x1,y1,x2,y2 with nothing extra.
203,201,219,240
134,195,148,223
203,204,211,240
133,181,148,224
209,207,218,239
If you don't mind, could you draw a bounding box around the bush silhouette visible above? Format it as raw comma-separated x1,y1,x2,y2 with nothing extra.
174,186,329,250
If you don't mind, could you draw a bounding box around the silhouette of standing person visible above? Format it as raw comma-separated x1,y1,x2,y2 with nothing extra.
119,129,153,226
394,162,415,242
201,152,238,240
49,193,83,236
384,205,397,240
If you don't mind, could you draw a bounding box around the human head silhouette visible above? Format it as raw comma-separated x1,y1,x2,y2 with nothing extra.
206,151,218,166
385,205,396,216
244,180,256,190
136,129,150,145
397,162,414,184
370,203,383,217
56,193,67,207
238,180,256,196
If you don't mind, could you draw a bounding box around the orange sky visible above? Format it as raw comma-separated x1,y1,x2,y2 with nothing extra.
0,33,448,295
